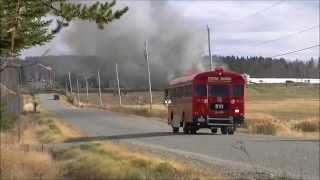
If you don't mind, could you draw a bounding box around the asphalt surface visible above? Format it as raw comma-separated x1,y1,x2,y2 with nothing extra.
39,94,319,180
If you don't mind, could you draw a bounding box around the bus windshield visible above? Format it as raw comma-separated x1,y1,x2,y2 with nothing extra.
233,85,244,97
210,85,229,97
195,85,207,96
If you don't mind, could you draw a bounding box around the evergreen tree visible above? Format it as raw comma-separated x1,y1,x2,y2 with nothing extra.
0,0,128,57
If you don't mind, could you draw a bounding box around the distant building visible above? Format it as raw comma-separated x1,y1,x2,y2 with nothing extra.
22,61,54,88
243,74,319,84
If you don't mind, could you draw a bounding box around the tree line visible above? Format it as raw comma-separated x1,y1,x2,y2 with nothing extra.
210,56,319,78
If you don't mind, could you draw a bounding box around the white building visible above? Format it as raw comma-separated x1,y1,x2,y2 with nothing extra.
243,74,320,84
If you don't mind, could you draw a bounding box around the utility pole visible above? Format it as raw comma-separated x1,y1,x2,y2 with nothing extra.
68,72,73,94
65,75,68,95
115,63,122,106
144,40,153,111
85,77,89,104
207,25,213,71
76,79,81,106
97,71,103,107
53,70,55,88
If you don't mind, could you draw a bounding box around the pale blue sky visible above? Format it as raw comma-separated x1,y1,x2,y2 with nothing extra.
21,0,319,60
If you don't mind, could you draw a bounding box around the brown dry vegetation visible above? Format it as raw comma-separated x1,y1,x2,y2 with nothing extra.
246,99,319,137
245,85,319,138
69,85,319,138
292,118,319,132
20,96,82,144
1,94,218,180
110,104,168,119
0,135,60,179
53,142,214,180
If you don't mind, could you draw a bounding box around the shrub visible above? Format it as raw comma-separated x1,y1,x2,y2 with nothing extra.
293,119,320,132
246,115,278,135
66,94,75,104
53,143,202,180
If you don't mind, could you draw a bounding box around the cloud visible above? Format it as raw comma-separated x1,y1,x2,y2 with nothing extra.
170,0,319,60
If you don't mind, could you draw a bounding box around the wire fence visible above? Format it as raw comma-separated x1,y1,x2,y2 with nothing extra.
0,58,22,130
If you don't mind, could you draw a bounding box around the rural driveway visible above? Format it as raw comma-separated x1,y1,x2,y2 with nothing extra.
39,94,319,180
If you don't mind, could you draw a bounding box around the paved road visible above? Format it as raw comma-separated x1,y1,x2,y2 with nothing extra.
39,94,319,180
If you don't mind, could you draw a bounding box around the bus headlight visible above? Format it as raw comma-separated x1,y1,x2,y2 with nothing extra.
235,109,240,113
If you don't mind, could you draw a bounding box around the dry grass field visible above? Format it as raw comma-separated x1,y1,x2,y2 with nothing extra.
70,84,319,138
1,95,217,180
245,84,319,137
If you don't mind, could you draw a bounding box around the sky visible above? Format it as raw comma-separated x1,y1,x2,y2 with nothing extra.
21,0,319,61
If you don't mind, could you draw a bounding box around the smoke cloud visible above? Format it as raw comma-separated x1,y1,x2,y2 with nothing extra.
61,1,210,88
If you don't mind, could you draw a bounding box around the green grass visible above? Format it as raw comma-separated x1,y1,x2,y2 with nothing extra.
247,84,319,100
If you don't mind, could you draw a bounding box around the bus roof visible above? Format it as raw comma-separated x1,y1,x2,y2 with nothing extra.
169,68,245,86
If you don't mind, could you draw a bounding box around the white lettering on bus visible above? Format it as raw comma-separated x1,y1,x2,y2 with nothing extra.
208,77,231,82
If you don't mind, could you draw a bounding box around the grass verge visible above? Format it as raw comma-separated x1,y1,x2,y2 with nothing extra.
53,142,211,180
0,142,59,179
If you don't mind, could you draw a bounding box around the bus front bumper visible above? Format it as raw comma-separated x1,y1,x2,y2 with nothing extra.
192,116,244,128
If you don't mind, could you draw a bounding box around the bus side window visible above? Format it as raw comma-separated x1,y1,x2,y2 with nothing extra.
182,86,187,97
171,88,176,99
183,85,191,97
177,87,182,98
187,85,192,96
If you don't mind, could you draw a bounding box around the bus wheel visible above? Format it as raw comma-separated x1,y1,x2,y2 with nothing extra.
221,127,228,135
183,127,189,134
172,127,179,133
183,121,189,134
228,127,234,135
211,128,218,134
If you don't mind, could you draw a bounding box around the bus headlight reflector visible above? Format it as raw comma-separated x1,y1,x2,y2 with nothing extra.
230,99,235,104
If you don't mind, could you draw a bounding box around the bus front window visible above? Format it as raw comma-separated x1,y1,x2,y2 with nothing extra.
210,85,229,97
196,85,207,96
233,85,244,97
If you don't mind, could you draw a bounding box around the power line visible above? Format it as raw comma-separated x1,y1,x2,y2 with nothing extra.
270,44,319,58
256,25,319,45
216,1,285,27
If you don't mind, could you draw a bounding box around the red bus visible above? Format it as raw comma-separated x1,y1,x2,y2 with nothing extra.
165,67,245,135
